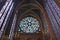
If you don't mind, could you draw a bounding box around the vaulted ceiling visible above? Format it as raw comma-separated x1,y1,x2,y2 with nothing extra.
15,0,44,7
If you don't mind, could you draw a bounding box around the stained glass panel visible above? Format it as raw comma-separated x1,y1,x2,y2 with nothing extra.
18,17,40,33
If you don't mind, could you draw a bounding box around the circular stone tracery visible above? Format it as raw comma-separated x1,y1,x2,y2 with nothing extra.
18,17,40,33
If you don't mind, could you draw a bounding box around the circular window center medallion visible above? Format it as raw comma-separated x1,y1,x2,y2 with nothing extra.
18,17,40,33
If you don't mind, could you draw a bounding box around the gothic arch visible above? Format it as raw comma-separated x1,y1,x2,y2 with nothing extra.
14,1,47,40
16,12,43,32
0,0,59,40
13,0,55,40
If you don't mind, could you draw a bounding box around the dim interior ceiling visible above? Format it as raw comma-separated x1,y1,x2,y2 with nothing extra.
15,0,44,17
4,0,43,33
15,0,44,7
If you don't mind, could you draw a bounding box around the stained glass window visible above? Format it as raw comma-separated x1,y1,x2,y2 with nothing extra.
18,17,40,33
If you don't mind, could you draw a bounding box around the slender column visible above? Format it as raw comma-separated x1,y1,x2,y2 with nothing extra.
0,0,13,29
9,14,17,40
0,0,14,39
45,0,60,40
47,0,60,26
